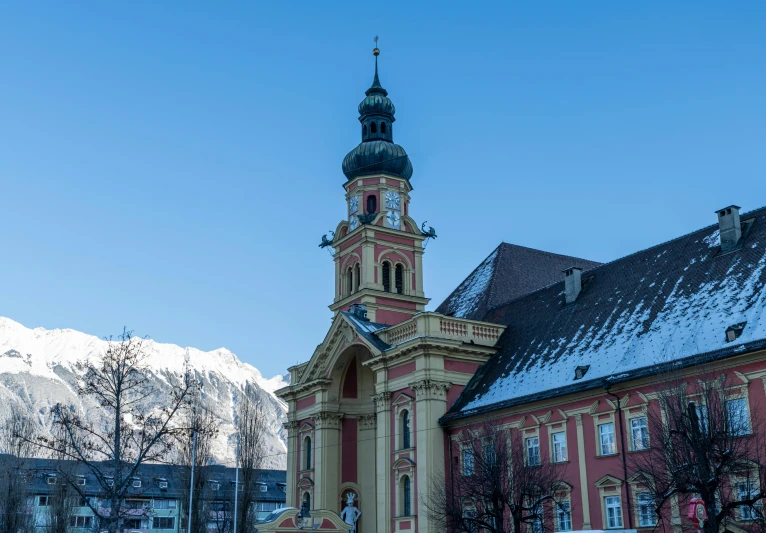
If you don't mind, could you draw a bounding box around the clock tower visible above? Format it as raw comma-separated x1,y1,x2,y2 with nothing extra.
328,45,430,325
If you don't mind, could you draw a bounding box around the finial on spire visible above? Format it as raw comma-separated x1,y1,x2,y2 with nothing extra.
373,36,380,56
366,36,387,96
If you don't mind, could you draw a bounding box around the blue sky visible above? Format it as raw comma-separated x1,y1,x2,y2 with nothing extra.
1,2,765,378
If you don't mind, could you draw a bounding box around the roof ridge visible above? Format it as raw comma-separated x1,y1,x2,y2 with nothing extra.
483,204,766,317
498,241,602,266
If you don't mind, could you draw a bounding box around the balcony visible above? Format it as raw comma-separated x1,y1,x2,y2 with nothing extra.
377,313,505,348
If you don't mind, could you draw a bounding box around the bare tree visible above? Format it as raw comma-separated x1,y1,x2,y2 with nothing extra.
0,456,35,533
631,370,766,533
234,384,269,532
1,404,37,458
175,406,219,533
428,421,566,533
34,328,197,533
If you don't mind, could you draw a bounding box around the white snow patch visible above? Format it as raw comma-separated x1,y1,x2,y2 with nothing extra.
446,248,498,318
703,230,721,248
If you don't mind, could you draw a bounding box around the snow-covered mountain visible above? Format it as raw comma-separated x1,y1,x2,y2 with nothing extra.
0,317,288,468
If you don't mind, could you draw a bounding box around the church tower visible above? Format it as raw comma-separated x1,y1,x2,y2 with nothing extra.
329,45,429,325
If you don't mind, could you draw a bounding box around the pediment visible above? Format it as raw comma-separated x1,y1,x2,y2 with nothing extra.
594,474,623,487
392,392,414,406
298,313,383,385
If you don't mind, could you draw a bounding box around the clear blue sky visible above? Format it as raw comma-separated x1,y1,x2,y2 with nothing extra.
1,2,765,378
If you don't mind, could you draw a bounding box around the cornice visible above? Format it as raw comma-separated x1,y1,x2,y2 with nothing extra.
332,221,426,249
409,379,451,400
314,411,344,430
275,378,333,400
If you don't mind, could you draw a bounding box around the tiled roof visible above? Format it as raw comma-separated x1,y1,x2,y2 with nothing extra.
444,206,766,421
435,243,601,321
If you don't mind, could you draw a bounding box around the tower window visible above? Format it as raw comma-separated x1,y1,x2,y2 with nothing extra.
370,122,377,134
382,261,391,292
366,195,377,214
347,267,353,296
354,263,361,292
381,122,387,134
395,264,404,294
401,476,411,516
362,124,367,137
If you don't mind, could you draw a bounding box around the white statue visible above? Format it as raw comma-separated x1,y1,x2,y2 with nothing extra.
340,492,362,533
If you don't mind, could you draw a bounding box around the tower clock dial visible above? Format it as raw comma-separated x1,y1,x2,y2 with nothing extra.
386,210,401,230
349,215,359,231
385,191,401,210
349,195,359,215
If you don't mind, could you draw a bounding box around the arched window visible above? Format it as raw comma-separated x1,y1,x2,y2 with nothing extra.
366,195,377,214
303,492,311,510
401,476,411,516
381,122,387,134
401,410,411,449
382,262,391,292
362,124,367,137
395,264,404,294
347,267,353,296
370,121,377,134
304,437,312,470
354,263,361,292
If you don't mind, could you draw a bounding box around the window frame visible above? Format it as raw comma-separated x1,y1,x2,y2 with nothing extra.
604,495,624,529
636,492,656,528
598,422,617,456
556,500,572,532
551,431,567,463
526,436,541,467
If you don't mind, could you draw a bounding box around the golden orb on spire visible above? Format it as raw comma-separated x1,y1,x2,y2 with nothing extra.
373,35,380,56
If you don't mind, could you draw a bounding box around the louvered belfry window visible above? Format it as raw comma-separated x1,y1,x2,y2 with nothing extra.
354,263,361,292
347,268,353,296
382,262,391,292
395,264,404,294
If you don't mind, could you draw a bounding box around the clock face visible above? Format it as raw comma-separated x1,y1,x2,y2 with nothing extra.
386,210,401,230
349,215,359,231
385,191,400,210
349,195,359,215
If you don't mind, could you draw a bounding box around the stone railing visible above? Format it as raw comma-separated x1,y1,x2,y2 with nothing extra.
377,313,505,347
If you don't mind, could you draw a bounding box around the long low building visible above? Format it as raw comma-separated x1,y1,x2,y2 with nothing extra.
0,454,286,532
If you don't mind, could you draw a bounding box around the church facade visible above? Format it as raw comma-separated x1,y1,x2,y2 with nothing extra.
275,48,766,533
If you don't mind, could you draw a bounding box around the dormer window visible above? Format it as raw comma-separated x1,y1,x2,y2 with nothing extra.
725,322,746,342
211,481,220,491
132,479,142,489
574,365,590,380
47,475,57,485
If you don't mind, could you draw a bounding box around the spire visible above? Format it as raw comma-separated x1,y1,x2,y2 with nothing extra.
366,36,388,97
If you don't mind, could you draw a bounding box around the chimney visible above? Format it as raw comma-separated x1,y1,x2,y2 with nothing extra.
716,205,742,252
564,267,583,304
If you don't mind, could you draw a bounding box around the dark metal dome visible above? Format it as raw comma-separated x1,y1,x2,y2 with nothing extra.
342,48,413,181
342,140,413,181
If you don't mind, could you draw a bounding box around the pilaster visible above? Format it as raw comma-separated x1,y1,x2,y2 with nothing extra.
314,411,343,510
410,379,451,533
373,392,392,533
283,420,299,508
574,414,592,529
358,413,378,529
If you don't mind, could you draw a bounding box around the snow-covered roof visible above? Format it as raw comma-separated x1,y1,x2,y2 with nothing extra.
445,206,766,420
435,243,601,320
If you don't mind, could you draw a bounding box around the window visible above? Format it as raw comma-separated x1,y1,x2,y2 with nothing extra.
131,479,142,488
484,442,497,468
257,501,279,512
557,501,572,531
303,492,311,510
76,476,86,486
366,194,377,214
401,475,411,516
401,410,411,449
346,267,353,295
126,499,150,509
158,480,168,489
211,481,220,491
463,509,477,533
726,398,751,436
47,475,57,485
38,496,50,506
552,432,567,462
395,264,404,294
69,516,94,529
382,261,391,292
259,484,268,493
370,122,377,134
381,122,387,134
531,502,543,533
304,436,312,470
630,417,649,450
738,481,760,520
637,493,656,527
599,423,616,455
605,496,623,529
354,263,361,292
462,448,474,476
278,483,287,493
526,436,541,466
153,499,176,509
126,518,149,529
153,517,176,530
691,402,709,434
363,124,367,136
106,478,114,487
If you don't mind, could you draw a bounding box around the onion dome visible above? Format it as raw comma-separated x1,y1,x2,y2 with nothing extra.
342,46,413,181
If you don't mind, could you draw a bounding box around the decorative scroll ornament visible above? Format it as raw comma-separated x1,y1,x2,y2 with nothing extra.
409,379,451,399
357,413,377,429
315,411,344,429
372,391,392,412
